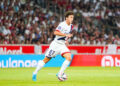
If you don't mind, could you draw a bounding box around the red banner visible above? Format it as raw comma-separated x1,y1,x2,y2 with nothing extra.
1,45,120,54
70,55,120,67
0,45,34,54
41,45,120,54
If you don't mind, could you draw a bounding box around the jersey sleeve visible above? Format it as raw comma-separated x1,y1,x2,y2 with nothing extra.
55,23,63,32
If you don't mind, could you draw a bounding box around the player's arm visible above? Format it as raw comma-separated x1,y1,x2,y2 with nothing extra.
54,30,73,38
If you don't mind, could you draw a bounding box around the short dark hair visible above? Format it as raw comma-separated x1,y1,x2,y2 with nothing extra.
65,11,74,19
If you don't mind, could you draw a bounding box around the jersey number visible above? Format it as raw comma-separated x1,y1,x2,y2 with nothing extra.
48,50,55,56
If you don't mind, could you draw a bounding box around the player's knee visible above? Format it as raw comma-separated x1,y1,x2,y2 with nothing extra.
43,57,51,63
66,56,72,61
43,60,47,63
63,53,72,61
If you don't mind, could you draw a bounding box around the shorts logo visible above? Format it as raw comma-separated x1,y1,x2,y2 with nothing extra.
101,56,114,67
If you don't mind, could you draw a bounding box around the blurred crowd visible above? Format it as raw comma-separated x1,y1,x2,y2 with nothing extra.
0,0,120,45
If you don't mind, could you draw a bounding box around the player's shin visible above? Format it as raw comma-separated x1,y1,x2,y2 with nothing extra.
58,60,70,76
33,60,45,74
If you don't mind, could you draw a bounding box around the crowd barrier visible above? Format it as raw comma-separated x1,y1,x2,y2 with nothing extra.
0,45,120,68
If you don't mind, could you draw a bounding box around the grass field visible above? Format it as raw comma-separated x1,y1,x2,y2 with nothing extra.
0,67,120,86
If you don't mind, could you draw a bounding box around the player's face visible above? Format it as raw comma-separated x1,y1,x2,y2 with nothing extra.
66,15,74,24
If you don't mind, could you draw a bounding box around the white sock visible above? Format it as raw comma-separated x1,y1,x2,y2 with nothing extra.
58,60,70,75
33,60,45,74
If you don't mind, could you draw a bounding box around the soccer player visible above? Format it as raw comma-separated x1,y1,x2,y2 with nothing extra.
32,11,74,81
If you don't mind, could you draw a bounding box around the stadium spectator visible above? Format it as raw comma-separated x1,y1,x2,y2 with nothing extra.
0,0,120,45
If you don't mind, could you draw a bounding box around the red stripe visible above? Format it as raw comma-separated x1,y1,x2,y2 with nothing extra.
55,30,60,32
61,52,71,57
71,25,73,30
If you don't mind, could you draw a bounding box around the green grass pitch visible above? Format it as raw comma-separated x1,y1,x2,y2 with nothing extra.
0,67,120,86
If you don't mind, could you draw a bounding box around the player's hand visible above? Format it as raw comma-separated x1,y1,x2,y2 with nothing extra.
65,34,73,38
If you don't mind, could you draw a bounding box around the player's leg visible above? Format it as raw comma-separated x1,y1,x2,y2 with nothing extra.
58,52,71,75
56,45,72,81
32,41,57,81
33,57,51,74
32,57,51,81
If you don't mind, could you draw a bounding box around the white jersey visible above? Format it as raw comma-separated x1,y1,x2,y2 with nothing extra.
53,21,73,44
45,21,73,58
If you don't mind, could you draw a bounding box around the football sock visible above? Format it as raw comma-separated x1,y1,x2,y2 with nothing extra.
33,60,45,74
58,60,70,75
